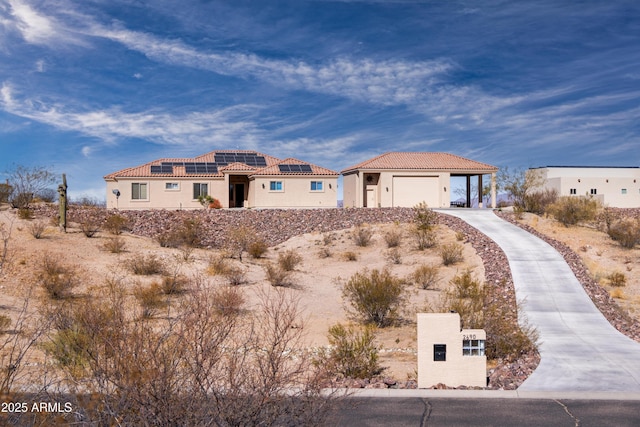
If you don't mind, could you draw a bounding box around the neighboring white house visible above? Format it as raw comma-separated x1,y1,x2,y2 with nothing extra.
417,313,487,388
531,166,640,208
341,152,498,209
104,150,339,210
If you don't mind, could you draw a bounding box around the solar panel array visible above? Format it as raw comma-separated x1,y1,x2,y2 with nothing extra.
214,152,267,167
278,164,313,173
150,162,218,174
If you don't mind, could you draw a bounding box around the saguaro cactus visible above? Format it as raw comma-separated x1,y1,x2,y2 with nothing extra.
58,173,67,232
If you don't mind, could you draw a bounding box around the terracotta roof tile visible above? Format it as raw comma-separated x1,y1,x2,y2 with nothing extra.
341,152,498,173
254,158,338,176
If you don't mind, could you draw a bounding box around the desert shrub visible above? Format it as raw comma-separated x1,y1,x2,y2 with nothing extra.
227,225,259,261
264,263,293,287
546,196,601,227
440,242,464,266
210,284,246,316
17,208,32,220
342,251,358,261
440,270,484,329
318,247,332,259
610,288,626,299
176,218,203,248
414,228,437,250
385,248,401,264
248,240,268,259
134,282,167,318
523,188,558,215
413,202,437,231
125,253,166,275
483,294,538,362
322,232,336,246
317,323,384,379
208,254,230,276
607,218,640,249
278,249,303,271
351,224,373,247
608,272,627,287
103,236,127,253
341,268,407,327
455,231,465,242
36,253,80,299
79,208,103,237
104,214,129,235
0,314,10,332
224,265,247,286
161,273,189,295
383,227,403,248
411,264,440,290
27,219,47,239
0,182,11,204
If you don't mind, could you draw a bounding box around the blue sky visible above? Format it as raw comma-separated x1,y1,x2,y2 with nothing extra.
1,0,639,200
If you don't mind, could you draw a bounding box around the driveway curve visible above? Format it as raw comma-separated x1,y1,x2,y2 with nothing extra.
437,209,640,392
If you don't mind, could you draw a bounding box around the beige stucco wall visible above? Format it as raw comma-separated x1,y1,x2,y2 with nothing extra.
417,313,487,388
105,178,227,210
536,167,640,208
342,172,359,208
250,176,338,208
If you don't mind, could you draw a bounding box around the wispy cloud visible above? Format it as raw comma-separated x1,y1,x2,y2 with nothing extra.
5,0,85,47
1,82,265,147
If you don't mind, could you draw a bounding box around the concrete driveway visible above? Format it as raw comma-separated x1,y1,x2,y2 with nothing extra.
437,209,640,392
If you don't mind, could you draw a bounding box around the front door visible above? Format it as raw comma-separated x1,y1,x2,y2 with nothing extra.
234,183,245,207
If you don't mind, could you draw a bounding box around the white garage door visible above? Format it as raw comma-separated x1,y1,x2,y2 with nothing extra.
392,176,440,208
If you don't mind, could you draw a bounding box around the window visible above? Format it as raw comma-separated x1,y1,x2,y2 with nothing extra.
131,183,147,200
310,181,323,191
590,188,597,195
165,182,179,190
193,183,208,199
463,339,486,356
621,188,627,195
433,344,446,361
569,188,577,195
269,181,283,191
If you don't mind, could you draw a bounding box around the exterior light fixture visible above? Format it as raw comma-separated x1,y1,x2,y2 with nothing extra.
262,183,265,189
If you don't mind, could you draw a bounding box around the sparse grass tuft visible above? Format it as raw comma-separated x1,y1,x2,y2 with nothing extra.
440,242,464,266
607,271,627,287
224,265,247,286
385,248,401,264
352,224,374,247
342,251,358,261
103,236,127,253
383,227,403,248
37,253,80,299
125,253,166,275
264,263,294,287
248,240,268,259
133,282,167,318
411,264,440,290
27,219,47,239
277,249,302,271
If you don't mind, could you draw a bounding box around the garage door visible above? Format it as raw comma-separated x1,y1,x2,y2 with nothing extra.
392,176,440,208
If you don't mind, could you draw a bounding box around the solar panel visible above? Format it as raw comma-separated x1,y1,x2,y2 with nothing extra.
278,164,313,173
151,164,173,174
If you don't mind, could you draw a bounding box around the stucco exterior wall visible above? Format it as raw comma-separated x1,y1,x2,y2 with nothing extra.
106,178,226,210
535,167,640,208
417,313,487,388
250,176,338,208
342,172,359,208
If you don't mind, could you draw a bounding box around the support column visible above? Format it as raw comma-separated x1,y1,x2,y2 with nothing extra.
477,175,483,208
466,176,471,208
491,172,497,209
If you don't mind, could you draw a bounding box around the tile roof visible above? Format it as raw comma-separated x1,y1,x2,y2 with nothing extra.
104,151,337,180
253,158,339,176
341,152,498,173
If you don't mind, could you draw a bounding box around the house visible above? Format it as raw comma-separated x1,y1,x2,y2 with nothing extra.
417,312,487,388
531,166,640,208
104,150,338,210
341,152,498,209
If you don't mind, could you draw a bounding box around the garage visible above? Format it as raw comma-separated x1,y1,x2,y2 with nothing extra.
392,176,440,208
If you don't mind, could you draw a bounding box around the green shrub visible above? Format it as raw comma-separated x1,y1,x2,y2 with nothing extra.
341,268,407,327
351,224,373,247
440,242,464,266
607,218,640,249
483,297,538,362
546,196,601,227
317,323,384,379
411,264,440,290
413,202,437,231
440,270,484,329
125,253,166,275
37,253,80,299
278,249,302,271
608,272,627,287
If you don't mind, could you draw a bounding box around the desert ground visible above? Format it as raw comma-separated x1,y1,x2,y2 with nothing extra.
0,204,638,388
